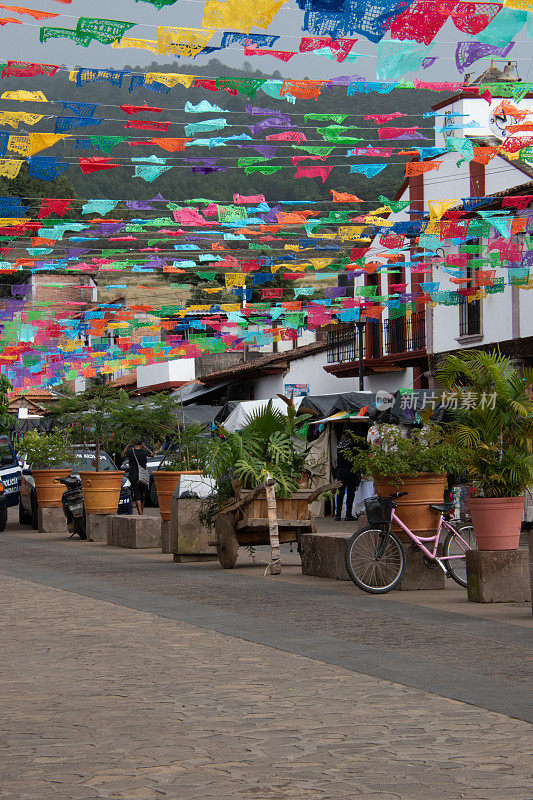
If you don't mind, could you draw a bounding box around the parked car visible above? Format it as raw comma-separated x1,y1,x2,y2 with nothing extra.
0,434,22,531
19,448,132,529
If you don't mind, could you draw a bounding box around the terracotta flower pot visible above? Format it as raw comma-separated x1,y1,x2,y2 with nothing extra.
32,469,72,508
79,471,124,515
374,473,446,540
468,496,524,550
154,470,202,521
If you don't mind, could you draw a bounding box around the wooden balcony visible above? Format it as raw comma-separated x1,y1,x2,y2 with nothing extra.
324,311,428,378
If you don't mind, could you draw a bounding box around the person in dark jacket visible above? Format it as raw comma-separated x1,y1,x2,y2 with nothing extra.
123,439,153,516
335,429,364,521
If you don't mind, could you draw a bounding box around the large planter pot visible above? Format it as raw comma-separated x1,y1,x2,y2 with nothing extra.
79,471,124,515
468,496,524,550
374,473,446,540
154,470,202,521
32,469,72,508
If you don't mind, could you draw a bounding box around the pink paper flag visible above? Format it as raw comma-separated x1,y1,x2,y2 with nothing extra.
294,165,333,183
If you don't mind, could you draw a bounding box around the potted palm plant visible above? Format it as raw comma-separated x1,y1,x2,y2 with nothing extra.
349,424,465,537
154,423,209,521
204,400,322,513
19,430,72,508
437,350,533,550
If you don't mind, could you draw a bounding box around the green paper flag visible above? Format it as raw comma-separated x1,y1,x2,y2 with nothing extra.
238,157,267,167
292,145,335,156
305,114,348,124
136,0,180,7
244,165,282,175
90,136,127,154
378,196,411,213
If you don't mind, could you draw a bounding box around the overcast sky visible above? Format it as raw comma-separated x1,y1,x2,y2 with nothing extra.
1,0,532,83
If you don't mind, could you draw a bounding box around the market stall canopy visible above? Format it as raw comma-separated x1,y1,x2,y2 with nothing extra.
221,397,305,433
301,389,443,426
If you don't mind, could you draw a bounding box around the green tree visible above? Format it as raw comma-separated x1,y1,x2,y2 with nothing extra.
51,386,181,468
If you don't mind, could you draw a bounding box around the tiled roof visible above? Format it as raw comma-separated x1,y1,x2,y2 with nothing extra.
109,372,137,388
199,340,329,386
8,389,58,401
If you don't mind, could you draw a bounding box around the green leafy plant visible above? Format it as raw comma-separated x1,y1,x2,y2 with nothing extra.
437,349,533,498
19,429,72,470
349,424,466,481
204,399,323,499
0,374,14,431
159,422,210,472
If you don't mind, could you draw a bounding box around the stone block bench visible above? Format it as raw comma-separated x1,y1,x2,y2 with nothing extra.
300,530,445,590
38,507,69,535
106,515,161,549
170,498,217,562
466,549,531,603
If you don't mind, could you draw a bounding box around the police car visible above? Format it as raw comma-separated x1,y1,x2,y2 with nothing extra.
19,448,132,529
0,433,22,531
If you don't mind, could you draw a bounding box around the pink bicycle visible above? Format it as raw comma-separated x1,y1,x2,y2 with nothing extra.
345,492,477,594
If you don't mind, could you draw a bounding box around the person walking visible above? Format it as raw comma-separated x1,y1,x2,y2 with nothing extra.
335,429,363,521
123,439,153,516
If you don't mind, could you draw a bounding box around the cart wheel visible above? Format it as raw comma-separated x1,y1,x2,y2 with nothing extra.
215,512,239,569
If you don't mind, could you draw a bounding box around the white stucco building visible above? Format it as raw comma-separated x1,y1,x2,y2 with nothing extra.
325,77,533,392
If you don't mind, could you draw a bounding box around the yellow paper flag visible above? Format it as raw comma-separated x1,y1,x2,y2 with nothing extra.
1,90,47,102
0,159,23,179
426,198,459,234
0,112,44,129
338,226,365,241
225,273,246,288
112,37,159,54
203,0,289,33
29,133,66,155
145,72,195,89
157,26,215,58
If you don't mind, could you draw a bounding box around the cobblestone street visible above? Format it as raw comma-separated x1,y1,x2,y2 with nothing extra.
1,515,532,800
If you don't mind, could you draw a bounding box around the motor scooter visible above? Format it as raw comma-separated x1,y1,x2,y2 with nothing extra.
60,475,87,539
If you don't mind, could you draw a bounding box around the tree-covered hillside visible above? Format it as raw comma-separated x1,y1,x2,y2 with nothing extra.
0,60,450,204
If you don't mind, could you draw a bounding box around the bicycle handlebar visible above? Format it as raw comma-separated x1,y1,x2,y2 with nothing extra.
388,491,409,500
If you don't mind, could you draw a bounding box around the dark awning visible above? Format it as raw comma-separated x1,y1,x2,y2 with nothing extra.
299,392,375,418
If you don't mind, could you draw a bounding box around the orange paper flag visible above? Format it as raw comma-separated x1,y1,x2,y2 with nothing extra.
473,146,500,165
405,161,442,177
331,190,362,203
150,137,190,152
0,4,58,19
363,306,383,319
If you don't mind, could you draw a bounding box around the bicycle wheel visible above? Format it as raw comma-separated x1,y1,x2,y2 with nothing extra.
345,527,405,594
443,524,476,588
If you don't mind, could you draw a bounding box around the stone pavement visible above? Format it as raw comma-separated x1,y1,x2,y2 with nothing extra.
2,575,532,800
1,512,532,799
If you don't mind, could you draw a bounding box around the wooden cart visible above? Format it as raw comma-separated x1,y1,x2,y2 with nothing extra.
213,479,339,572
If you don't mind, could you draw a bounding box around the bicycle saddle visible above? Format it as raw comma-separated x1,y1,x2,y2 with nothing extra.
430,502,455,513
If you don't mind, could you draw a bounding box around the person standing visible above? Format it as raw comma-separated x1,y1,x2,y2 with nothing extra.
123,439,153,516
